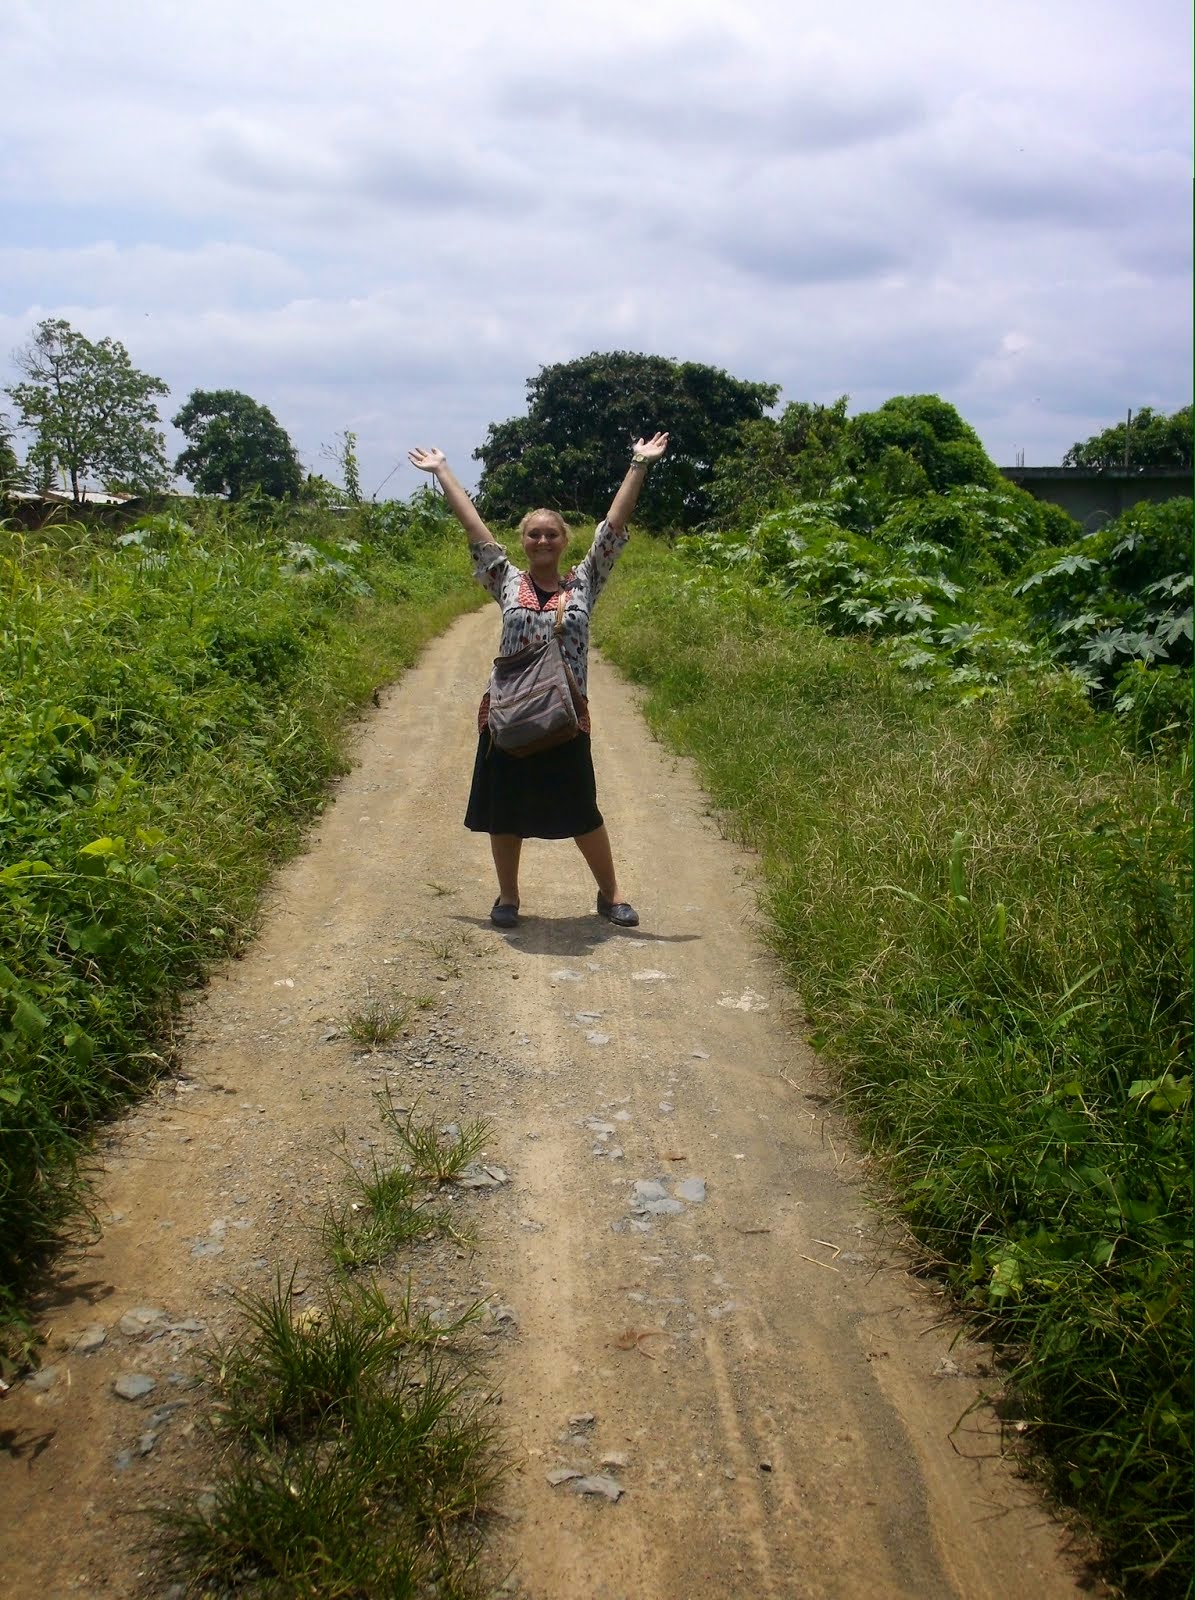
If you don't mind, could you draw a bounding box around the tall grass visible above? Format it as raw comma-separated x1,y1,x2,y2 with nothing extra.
0,496,482,1351
596,537,1192,1597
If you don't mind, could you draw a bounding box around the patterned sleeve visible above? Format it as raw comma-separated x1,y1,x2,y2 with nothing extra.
573,520,630,603
471,541,512,601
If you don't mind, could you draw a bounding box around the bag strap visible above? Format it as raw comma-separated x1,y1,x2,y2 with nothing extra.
552,589,568,638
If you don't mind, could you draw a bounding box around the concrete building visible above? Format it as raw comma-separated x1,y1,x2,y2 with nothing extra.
998,466,1192,532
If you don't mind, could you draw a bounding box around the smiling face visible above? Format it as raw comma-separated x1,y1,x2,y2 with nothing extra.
519,510,569,576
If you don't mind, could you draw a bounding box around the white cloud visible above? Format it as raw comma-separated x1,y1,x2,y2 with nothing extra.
0,0,1189,494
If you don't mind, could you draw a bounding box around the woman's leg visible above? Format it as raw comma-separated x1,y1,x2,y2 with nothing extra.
489,834,522,905
573,824,620,902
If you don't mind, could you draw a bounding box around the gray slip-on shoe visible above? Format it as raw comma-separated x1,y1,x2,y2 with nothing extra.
596,893,639,928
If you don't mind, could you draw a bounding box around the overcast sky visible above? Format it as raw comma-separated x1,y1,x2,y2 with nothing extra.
2,0,1190,497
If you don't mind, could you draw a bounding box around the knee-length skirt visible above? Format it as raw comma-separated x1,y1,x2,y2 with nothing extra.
464,730,603,839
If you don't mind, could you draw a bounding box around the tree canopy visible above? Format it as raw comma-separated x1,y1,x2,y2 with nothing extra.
474,351,779,529
5,318,169,503
173,389,302,500
847,394,1000,493
1063,405,1193,470
708,392,1001,527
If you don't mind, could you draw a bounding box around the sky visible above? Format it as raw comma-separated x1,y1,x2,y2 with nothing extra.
1,0,1191,497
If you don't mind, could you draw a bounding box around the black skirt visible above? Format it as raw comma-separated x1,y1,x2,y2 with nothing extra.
464,729,604,839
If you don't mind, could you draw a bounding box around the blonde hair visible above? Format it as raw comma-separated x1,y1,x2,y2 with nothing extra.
518,508,569,540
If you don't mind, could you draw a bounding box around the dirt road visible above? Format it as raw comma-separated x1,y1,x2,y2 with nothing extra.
2,609,1087,1599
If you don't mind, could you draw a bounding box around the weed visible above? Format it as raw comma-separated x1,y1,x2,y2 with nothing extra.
385,1104,495,1186
342,990,413,1049
322,1150,460,1271
176,1275,497,1597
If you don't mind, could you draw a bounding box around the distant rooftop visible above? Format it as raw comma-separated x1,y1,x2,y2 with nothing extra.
4,487,140,506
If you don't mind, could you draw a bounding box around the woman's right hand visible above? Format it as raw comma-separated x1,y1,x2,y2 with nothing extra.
408,446,447,473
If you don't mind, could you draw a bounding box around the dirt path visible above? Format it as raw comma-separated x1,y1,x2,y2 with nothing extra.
2,609,1088,1599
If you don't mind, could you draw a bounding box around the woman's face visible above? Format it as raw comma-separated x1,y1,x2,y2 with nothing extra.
521,518,568,567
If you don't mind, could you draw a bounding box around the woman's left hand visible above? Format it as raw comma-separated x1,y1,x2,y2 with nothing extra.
633,431,670,462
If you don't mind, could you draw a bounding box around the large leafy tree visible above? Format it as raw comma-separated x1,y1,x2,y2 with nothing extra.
1063,405,1193,470
474,352,779,529
707,397,852,525
5,318,169,503
847,394,1000,494
706,393,1000,529
173,389,302,500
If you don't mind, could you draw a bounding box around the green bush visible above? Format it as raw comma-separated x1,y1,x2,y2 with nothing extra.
1015,499,1193,693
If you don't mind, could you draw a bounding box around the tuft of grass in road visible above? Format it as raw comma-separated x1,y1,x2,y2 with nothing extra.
387,1105,495,1186
166,1115,501,1598
595,535,1192,1599
342,990,415,1049
323,1151,468,1272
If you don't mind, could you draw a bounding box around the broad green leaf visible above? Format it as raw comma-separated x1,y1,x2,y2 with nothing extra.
11,998,48,1039
64,1027,95,1065
79,835,126,859
989,1254,1023,1298
0,858,55,884
1128,1073,1191,1113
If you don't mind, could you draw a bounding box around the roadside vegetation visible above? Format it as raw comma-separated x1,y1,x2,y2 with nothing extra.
595,406,1191,1595
0,489,481,1358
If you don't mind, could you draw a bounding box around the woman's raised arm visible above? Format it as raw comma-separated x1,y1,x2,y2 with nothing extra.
605,431,669,532
408,447,498,547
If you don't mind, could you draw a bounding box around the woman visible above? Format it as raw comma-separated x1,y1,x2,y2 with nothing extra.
407,433,670,929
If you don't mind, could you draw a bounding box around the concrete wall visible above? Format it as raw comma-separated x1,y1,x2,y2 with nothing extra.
999,466,1192,533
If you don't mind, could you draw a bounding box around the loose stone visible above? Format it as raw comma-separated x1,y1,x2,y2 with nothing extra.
571,1474,624,1501
114,1373,157,1401
118,1308,167,1337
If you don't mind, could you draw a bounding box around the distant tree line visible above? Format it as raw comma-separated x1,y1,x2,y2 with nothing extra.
2,317,1190,521
0,317,345,508
1063,406,1193,471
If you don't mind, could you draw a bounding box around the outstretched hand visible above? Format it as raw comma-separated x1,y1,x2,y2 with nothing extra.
408,446,446,473
633,431,670,462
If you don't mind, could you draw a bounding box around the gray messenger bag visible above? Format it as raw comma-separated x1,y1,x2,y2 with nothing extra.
486,597,582,757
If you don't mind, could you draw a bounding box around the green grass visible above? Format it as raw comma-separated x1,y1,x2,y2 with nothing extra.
171,1246,498,1595
387,1103,496,1186
342,990,415,1049
0,495,483,1354
322,1147,469,1272
595,535,1192,1598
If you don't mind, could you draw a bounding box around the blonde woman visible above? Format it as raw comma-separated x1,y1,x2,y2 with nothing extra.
408,433,669,928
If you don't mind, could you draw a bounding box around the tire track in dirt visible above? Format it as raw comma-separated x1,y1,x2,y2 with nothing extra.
1,608,1089,1599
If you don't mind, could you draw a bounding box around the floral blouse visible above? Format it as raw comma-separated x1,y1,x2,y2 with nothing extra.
471,520,630,733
